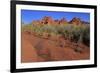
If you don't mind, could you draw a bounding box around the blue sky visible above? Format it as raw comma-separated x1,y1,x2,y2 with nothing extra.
21,9,90,24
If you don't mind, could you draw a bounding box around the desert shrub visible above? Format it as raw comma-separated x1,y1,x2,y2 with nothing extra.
22,24,32,32
71,25,90,46
41,25,58,34
71,25,83,42
22,23,90,46
56,24,73,39
82,25,90,46
31,25,59,36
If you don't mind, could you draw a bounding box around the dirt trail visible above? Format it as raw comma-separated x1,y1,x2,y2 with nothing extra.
21,32,90,63
21,32,45,62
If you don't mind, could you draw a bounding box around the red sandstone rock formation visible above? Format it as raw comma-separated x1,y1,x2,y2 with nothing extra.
59,17,68,24
41,16,54,25
69,17,82,25
32,16,84,26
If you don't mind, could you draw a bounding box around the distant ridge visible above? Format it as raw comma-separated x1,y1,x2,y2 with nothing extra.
32,16,89,25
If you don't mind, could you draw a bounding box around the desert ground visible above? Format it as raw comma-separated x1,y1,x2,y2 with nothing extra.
21,31,90,63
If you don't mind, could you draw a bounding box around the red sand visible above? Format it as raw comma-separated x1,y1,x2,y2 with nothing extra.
21,32,90,63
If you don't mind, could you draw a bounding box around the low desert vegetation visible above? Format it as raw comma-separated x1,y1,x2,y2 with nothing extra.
22,23,90,47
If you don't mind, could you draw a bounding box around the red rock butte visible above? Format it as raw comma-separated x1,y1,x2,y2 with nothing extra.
32,16,90,26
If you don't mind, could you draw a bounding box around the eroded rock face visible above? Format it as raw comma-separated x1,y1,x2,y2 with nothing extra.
32,16,68,25
59,17,68,24
69,17,82,25
32,16,85,26
41,16,54,25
